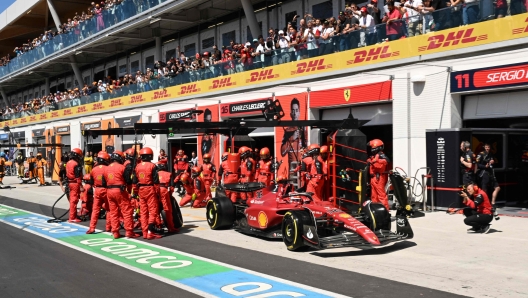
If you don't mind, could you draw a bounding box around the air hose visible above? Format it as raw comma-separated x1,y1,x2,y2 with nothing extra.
46,192,69,223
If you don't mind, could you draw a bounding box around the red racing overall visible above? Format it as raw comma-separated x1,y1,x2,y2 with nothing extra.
219,159,239,203
158,170,178,232
178,174,195,207
66,159,83,221
239,157,256,201
192,175,207,208
89,164,111,231
105,162,136,237
368,153,389,210
134,161,161,238
80,182,93,217
201,162,216,201
299,155,313,190
257,159,274,187
306,155,326,202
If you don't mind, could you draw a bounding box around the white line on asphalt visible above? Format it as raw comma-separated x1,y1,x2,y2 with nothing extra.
0,204,351,298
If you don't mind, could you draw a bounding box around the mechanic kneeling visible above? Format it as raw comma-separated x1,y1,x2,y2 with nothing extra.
460,181,493,234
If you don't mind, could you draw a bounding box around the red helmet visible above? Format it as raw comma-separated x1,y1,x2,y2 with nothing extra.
111,150,125,164
221,152,229,161
203,153,211,163
97,151,110,164
368,139,384,154
306,144,320,156
260,147,270,160
71,148,83,159
83,174,91,183
181,173,190,184
191,166,202,178
140,147,153,161
125,148,135,160
239,146,251,159
320,145,329,159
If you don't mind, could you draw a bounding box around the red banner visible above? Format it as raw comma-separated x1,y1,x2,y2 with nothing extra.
274,93,309,179
310,81,392,108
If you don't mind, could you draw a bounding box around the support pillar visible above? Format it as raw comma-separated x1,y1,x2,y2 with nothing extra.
155,37,162,62
0,88,9,107
69,56,84,89
47,0,62,31
45,78,51,95
240,0,261,41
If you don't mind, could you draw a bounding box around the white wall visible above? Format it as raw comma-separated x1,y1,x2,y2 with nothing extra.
70,122,83,151
200,28,215,53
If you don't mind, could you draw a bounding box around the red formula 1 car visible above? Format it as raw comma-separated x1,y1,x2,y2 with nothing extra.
206,171,414,251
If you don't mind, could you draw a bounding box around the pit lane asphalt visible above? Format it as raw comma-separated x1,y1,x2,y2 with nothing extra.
0,196,465,298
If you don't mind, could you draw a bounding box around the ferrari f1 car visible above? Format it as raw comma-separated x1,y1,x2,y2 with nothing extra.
206,169,414,251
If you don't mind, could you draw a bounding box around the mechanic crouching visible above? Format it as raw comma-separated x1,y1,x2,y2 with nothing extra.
178,173,195,207
460,181,493,234
191,166,208,208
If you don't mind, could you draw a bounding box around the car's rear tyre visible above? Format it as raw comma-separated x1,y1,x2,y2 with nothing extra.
206,196,235,230
170,196,184,228
282,211,311,251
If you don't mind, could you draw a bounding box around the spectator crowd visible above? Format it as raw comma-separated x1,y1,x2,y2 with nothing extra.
1,0,525,119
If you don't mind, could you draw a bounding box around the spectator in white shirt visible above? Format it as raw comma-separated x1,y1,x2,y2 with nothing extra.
303,21,320,58
403,0,423,37
359,7,377,46
277,30,291,63
319,20,334,55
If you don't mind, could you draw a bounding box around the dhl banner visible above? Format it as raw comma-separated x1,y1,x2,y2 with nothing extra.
274,93,308,180
197,104,220,173
4,13,528,129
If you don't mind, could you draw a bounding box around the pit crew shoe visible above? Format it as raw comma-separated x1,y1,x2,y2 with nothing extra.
479,224,491,234
86,229,95,234
145,231,162,240
125,232,140,238
68,218,82,223
113,232,123,239
467,227,479,233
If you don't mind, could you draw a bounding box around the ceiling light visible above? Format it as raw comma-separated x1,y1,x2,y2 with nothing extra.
130,52,136,55
164,38,175,44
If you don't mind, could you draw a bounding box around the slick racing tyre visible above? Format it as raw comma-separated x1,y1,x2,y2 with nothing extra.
170,196,184,228
206,196,235,230
282,210,312,251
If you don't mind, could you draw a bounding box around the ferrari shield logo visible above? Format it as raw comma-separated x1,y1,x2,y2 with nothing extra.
108,173,114,180
344,89,351,102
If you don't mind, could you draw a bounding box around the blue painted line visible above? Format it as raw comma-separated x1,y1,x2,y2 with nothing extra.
3,214,88,238
177,271,335,297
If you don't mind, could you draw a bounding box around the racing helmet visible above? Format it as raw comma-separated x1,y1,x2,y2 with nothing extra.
191,166,202,178
111,151,125,164
71,148,83,160
368,139,384,155
320,145,328,160
156,159,168,171
83,174,92,184
181,173,191,184
260,147,270,160
125,148,136,160
239,146,251,159
203,153,211,164
139,147,154,161
221,152,229,162
306,144,320,156
96,151,110,165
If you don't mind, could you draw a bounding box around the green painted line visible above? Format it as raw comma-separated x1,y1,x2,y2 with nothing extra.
0,205,29,218
63,234,232,280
